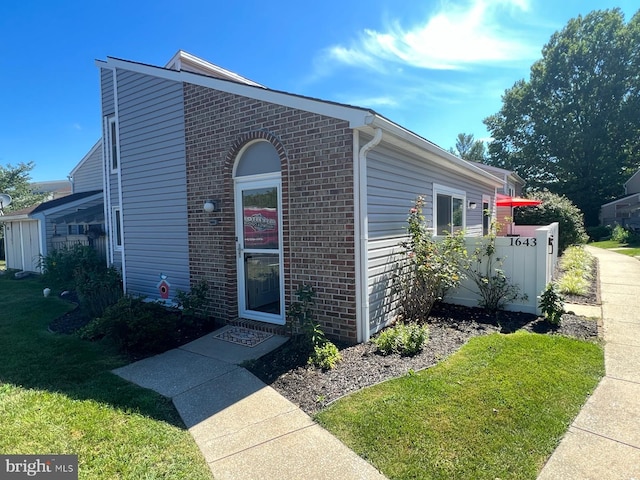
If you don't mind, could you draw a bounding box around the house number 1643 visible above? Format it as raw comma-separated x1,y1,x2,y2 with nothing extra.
510,237,537,247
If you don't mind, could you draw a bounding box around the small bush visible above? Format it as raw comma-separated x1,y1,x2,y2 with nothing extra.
308,342,342,370
586,225,611,242
79,296,180,354
374,322,429,356
514,191,588,253
611,224,630,243
394,196,467,321
557,246,594,297
75,267,123,319
466,233,525,311
41,244,105,291
539,283,565,326
287,285,342,369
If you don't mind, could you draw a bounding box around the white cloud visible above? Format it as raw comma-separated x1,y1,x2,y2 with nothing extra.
325,0,538,72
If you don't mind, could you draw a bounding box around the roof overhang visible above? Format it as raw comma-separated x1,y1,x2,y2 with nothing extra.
601,193,640,208
96,56,504,189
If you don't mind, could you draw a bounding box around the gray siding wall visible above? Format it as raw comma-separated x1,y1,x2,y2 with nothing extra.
365,142,497,334
101,68,115,116
115,69,189,299
73,143,103,193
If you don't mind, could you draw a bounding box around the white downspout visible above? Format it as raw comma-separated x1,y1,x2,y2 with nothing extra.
355,127,382,343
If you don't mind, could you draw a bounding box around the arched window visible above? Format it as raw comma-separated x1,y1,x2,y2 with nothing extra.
235,141,280,177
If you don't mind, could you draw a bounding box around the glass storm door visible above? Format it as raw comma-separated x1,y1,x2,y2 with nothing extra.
235,177,284,324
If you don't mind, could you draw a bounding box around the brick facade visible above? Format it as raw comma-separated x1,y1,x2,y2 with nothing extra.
183,83,358,343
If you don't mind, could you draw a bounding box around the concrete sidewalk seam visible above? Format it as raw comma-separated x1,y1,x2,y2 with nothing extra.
602,374,640,386
169,364,241,399
571,425,640,452
207,422,318,465
200,405,307,441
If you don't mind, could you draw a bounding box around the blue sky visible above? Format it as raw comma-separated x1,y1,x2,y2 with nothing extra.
1,0,637,182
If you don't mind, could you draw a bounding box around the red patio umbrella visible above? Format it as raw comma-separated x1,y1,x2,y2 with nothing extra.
496,194,543,208
496,194,542,234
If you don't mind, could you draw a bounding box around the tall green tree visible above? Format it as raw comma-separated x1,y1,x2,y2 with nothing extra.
449,133,486,163
0,162,44,212
484,8,640,226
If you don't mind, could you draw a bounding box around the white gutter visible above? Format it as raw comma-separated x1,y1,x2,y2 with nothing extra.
355,127,383,343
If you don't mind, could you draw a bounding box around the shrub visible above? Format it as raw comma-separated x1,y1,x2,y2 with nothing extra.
586,225,611,242
394,196,467,321
174,281,209,325
41,244,105,291
539,283,565,326
466,232,525,311
308,342,342,370
286,285,342,369
557,246,594,297
373,322,429,356
514,191,588,253
79,296,180,354
74,266,123,319
611,224,630,244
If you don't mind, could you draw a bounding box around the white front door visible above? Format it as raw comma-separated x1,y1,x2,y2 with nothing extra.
235,175,284,324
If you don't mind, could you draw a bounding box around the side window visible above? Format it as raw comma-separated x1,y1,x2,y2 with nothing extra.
482,195,491,236
113,207,122,250
108,117,118,172
434,185,465,235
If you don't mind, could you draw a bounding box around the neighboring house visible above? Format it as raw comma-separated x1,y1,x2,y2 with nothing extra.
600,169,640,230
96,51,504,343
1,142,105,272
32,180,72,200
476,163,526,235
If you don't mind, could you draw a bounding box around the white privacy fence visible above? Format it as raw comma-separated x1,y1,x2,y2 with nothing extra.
444,222,560,315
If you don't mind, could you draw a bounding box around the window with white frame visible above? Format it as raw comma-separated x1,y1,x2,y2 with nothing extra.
113,207,122,250
434,185,465,235
108,117,118,172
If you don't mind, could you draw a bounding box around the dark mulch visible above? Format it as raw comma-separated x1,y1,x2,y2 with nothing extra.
246,304,599,415
247,259,601,416
48,292,91,334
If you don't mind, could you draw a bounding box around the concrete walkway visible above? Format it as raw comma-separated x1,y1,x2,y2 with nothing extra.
538,246,640,479
113,325,387,480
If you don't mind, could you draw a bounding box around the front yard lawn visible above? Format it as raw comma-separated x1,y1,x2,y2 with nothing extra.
590,239,640,257
0,275,211,479
316,331,604,480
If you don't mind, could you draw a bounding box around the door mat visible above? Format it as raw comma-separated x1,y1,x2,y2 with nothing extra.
212,326,273,347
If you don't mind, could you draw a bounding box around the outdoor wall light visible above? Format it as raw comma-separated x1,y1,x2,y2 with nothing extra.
203,200,217,213
468,202,477,210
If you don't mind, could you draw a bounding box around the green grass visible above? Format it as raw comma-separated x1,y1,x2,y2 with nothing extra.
0,275,212,479
316,332,604,480
590,239,640,257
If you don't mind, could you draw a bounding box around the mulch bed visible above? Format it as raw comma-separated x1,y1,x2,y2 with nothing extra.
247,260,601,416
49,257,601,416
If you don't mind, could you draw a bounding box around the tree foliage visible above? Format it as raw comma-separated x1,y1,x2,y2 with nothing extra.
449,133,486,163
514,191,588,252
484,9,640,226
0,161,44,212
